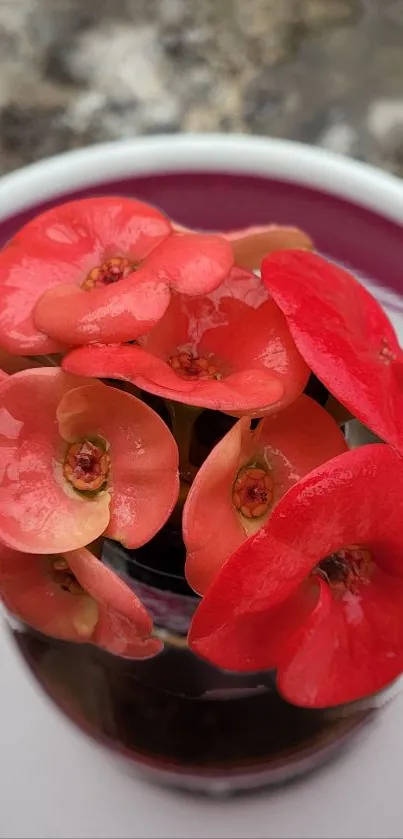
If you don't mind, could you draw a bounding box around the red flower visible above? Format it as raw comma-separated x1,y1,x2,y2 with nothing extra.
184,395,347,595
0,197,233,354
261,250,403,452
189,444,403,708
63,267,310,415
173,221,313,271
0,368,179,553
0,543,162,658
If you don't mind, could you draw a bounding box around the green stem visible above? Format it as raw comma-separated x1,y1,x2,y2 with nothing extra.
166,400,203,485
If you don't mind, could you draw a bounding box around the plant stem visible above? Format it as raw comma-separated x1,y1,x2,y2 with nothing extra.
166,400,203,486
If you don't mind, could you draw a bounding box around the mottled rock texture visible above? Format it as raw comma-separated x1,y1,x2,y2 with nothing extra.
0,0,402,175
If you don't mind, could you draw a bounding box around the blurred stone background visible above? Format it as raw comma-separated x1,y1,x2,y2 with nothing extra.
0,0,403,177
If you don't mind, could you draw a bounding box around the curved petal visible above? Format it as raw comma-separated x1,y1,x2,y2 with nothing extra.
63,267,309,413
63,343,284,412
185,396,348,595
261,250,403,451
93,608,163,659
0,545,100,642
189,580,320,673
0,544,162,658
0,244,66,355
0,369,110,553
66,548,153,635
13,196,171,260
171,221,313,271
1,197,171,355
226,225,313,271
277,572,403,707
34,232,233,347
184,418,252,595
197,297,310,415
57,384,179,548
188,445,403,673
143,232,234,296
33,277,173,347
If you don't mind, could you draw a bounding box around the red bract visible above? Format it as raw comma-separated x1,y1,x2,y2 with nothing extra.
0,197,233,353
261,250,403,452
63,267,310,415
184,395,347,595
173,221,313,271
0,368,179,553
0,543,162,658
189,444,403,708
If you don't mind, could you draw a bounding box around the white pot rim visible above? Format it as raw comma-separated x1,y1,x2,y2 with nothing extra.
0,133,402,224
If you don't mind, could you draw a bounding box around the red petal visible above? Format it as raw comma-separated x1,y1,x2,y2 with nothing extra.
1,197,171,355
63,267,309,413
261,250,403,451
188,444,403,672
184,395,347,595
93,608,163,659
14,196,171,259
189,580,320,672
0,544,100,642
66,548,153,635
57,384,179,548
277,573,403,707
184,418,252,595
0,369,110,553
143,232,234,296
34,232,233,347
0,543,162,658
0,244,65,355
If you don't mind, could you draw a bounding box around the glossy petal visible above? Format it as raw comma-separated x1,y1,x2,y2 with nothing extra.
189,445,403,695
190,580,320,673
57,384,179,548
34,232,234,346
0,544,162,658
184,395,348,595
0,197,171,354
278,572,403,707
63,267,309,414
261,250,403,451
0,369,110,553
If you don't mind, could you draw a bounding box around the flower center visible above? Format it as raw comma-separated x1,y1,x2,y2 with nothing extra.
232,466,274,519
169,352,220,381
315,545,374,597
52,557,84,594
51,557,99,638
63,439,110,492
82,257,134,291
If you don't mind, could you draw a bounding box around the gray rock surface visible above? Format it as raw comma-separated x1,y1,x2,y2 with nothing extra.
0,0,402,176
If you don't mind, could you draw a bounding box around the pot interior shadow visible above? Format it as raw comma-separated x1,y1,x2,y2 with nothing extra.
8,534,373,792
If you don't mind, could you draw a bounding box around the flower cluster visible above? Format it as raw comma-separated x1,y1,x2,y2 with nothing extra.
1,195,403,709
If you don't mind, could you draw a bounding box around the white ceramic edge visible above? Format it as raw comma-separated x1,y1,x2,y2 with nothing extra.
0,134,402,224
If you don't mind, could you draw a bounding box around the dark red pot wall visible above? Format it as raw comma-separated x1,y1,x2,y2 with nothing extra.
0,171,401,294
